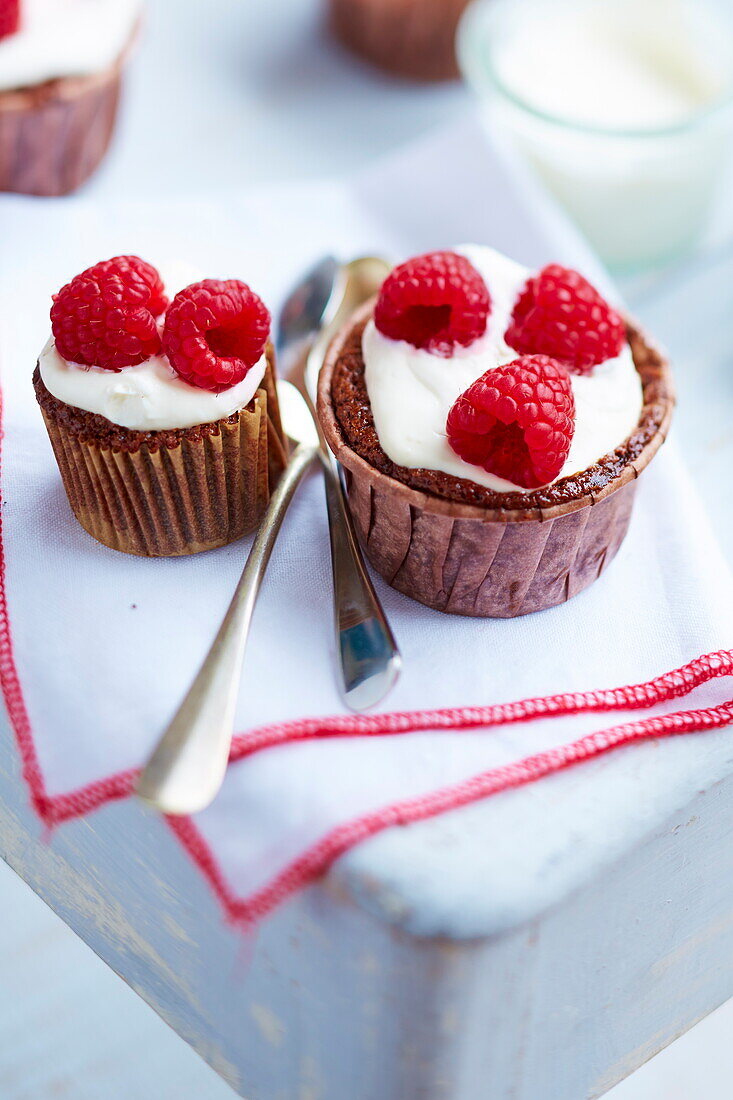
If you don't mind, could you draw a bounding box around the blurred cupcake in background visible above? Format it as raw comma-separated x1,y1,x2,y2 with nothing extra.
0,0,142,196
329,0,471,81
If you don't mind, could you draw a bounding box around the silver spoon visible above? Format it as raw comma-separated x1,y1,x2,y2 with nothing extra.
135,381,320,816
277,256,401,711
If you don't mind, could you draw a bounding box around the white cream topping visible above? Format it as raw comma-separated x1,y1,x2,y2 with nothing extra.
39,340,268,431
0,0,141,92
363,245,644,494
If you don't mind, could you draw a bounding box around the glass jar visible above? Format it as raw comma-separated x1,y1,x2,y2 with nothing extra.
458,0,733,272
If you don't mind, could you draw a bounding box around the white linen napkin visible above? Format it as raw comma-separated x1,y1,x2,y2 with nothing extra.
1,120,731,936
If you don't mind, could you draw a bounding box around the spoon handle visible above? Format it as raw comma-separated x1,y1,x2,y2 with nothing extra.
135,442,319,816
319,449,401,710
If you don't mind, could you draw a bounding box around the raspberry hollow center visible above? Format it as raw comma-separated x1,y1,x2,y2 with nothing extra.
162,279,271,392
480,421,534,486
207,324,248,359
400,304,453,348
374,251,491,355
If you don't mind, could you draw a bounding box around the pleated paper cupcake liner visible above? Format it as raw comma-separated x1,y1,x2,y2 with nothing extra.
0,32,133,197
329,0,471,81
318,320,674,618
36,358,287,558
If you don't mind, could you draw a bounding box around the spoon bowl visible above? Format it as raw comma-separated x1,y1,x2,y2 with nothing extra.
276,255,341,376
304,256,392,404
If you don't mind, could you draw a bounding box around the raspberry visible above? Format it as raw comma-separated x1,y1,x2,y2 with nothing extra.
505,264,625,374
51,256,168,371
0,0,20,40
446,355,575,489
375,251,490,356
162,280,270,392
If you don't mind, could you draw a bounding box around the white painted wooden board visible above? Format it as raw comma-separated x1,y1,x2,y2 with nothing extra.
1,854,733,1100
2,842,733,1100
2,715,733,1100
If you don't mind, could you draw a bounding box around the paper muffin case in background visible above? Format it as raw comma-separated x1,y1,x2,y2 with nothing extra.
329,0,472,81
0,23,136,196
34,351,287,558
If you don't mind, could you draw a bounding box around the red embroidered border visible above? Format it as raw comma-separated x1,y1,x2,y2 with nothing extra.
2,394,733,923
222,696,733,923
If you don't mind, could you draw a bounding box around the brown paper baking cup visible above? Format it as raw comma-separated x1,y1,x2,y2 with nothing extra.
329,0,470,81
0,31,134,197
35,356,288,558
318,318,674,618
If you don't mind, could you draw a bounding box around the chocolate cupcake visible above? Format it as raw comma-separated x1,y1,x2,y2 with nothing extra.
329,0,471,81
0,0,140,196
35,257,287,557
318,247,674,617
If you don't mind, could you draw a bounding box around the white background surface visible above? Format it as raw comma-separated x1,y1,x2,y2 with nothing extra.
1,0,732,1096
91,0,465,198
